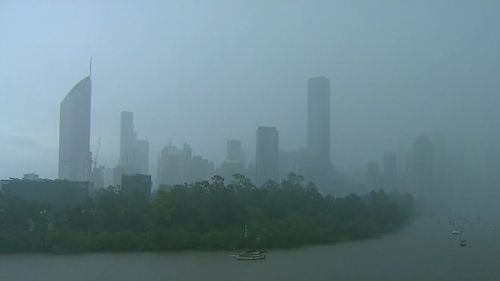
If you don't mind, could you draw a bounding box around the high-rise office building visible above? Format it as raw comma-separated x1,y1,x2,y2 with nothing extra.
156,142,213,187
190,155,215,182
114,111,149,185
226,139,244,163
306,76,332,189
218,160,245,181
120,111,136,168
219,139,246,181
58,76,92,181
307,76,331,165
396,149,413,192
255,126,279,186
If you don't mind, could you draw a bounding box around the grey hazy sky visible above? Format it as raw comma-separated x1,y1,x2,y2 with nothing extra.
1,0,499,180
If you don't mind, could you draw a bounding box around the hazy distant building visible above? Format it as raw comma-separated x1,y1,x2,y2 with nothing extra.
157,144,184,186
120,111,136,168
190,155,215,182
180,144,193,182
307,77,331,164
114,111,149,185
157,143,214,187
23,173,39,181
412,135,434,201
382,151,398,190
58,76,92,181
135,140,149,174
121,174,151,202
218,160,245,181
226,139,245,163
306,77,333,189
279,150,303,181
397,150,413,191
219,139,246,181
255,126,279,186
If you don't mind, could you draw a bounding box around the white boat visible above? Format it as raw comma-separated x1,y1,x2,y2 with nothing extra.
451,230,461,235
237,251,266,260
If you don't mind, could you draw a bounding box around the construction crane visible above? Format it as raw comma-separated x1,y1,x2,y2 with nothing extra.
93,136,101,169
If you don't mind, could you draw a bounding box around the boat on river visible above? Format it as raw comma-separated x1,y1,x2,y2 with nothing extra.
459,239,467,247
235,224,266,261
237,250,266,260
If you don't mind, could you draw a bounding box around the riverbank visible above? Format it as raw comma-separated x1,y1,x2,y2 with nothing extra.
0,174,415,254
1,215,499,281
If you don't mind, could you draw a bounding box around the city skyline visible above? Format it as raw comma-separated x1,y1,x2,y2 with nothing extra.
54,70,341,189
2,2,500,279
2,1,500,181
6,69,500,192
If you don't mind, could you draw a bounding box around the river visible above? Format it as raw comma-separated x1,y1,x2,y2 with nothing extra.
1,215,499,281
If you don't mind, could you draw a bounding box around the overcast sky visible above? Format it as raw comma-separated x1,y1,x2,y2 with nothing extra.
1,0,499,179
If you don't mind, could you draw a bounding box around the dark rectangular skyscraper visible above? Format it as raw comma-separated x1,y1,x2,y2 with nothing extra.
307,76,331,164
255,126,279,186
306,77,332,189
58,76,92,181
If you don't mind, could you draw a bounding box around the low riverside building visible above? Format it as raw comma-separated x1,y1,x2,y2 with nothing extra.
0,174,90,207
121,173,152,202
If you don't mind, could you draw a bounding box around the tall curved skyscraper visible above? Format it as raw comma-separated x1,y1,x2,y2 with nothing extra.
58,76,92,181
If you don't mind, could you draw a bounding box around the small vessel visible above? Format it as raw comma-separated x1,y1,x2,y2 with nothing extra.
237,250,266,261
235,224,266,261
459,239,467,247
451,230,461,235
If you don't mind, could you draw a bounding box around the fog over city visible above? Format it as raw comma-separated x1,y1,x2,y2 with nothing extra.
3,2,500,280
1,1,499,187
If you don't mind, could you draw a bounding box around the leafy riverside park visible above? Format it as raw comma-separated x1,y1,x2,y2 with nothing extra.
0,173,415,254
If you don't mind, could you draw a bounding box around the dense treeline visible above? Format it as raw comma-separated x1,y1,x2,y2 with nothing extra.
0,173,415,253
